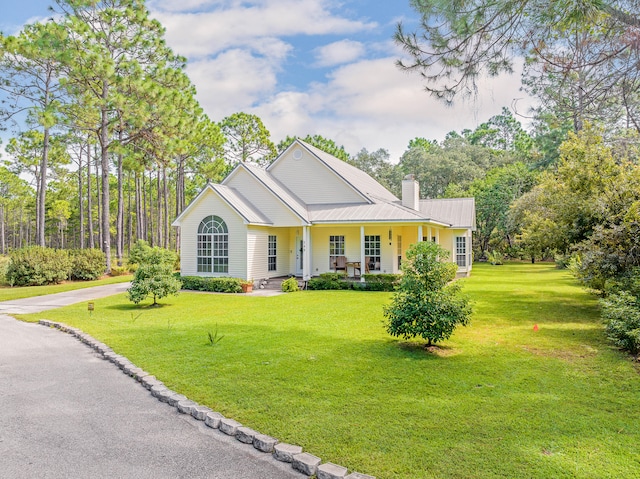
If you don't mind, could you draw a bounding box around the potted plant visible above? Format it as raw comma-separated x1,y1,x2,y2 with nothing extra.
240,279,254,293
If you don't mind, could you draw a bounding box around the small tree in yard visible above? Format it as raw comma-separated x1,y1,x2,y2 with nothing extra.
384,241,471,346
128,247,182,306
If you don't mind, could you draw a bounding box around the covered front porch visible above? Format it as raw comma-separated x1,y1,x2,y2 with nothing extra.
277,222,469,281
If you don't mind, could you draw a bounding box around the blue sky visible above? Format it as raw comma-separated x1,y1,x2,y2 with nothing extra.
1,0,532,161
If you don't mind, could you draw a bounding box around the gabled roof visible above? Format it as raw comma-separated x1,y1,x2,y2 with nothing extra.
419,198,476,230
172,183,272,226
270,139,399,204
239,163,310,223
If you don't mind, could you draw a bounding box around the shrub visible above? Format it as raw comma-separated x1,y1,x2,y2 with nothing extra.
281,277,299,292
6,246,71,286
384,241,472,346
600,291,640,355
69,248,106,280
307,272,350,290
486,250,504,266
363,273,401,291
128,240,152,266
128,248,181,306
0,255,10,285
180,276,242,293
110,265,129,276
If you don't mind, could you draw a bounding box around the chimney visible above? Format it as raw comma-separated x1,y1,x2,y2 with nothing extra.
402,174,419,210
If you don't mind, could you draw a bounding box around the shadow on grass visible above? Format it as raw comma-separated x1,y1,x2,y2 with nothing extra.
105,302,176,311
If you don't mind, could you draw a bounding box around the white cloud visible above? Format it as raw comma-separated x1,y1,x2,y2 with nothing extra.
313,40,366,67
256,57,534,162
187,49,281,117
151,0,376,59
146,0,534,163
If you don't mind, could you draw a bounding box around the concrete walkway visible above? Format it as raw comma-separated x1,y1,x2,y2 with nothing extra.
0,286,303,479
0,282,132,314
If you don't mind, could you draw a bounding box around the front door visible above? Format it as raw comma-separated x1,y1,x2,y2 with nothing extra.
296,238,303,276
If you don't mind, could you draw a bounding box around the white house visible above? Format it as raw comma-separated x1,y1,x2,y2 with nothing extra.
172,139,475,283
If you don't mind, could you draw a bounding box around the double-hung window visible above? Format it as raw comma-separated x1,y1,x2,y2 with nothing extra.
365,235,381,271
329,235,345,267
455,236,467,267
268,235,277,272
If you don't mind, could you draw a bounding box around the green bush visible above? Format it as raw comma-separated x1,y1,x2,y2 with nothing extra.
69,248,106,280
281,277,299,292
6,246,72,286
180,276,242,293
110,265,129,276
128,240,152,266
128,248,181,306
0,255,10,285
600,291,640,355
384,241,472,346
486,250,504,266
307,272,350,290
363,273,401,291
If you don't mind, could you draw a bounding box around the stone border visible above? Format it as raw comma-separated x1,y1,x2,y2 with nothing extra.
37,320,375,479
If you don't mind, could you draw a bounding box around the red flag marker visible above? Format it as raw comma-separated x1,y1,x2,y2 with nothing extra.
533,324,539,332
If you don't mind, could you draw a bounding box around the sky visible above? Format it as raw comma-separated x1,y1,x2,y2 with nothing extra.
1,0,534,162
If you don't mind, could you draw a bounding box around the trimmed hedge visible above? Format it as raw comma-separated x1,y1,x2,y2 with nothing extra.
69,248,106,280
6,246,72,286
307,272,350,290
362,273,401,291
307,272,401,291
180,275,243,293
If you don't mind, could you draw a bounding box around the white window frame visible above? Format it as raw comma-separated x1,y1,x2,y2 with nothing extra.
455,236,467,267
365,235,381,271
197,215,229,273
268,235,277,272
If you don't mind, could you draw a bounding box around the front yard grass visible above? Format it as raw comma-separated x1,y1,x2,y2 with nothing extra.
19,263,640,478
0,274,132,302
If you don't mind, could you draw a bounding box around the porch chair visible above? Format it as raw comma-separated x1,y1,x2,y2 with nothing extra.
333,255,347,273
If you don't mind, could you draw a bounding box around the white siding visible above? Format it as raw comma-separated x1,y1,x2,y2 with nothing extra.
178,190,247,278
247,227,292,280
269,149,364,205
226,168,304,226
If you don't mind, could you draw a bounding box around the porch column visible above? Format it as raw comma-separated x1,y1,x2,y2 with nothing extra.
436,228,440,244
452,234,457,269
418,225,423,242
303,226,311,280
427,226,432,242
360,226,365,282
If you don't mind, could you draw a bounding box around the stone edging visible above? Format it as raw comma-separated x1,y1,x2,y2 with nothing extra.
37,320,375,479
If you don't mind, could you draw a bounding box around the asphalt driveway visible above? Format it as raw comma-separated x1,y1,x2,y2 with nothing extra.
0,285,302,479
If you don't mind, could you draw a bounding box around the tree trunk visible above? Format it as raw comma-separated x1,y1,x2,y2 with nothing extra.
163,166,169,249
175,155,185,252
156,169,162,248
0,205,5,254
116,130,124,266
96,149,102,250
36,126,49,247
78,144,84,249
100,85,111,273
87,140,95,249
135,172,143,241
127,171,133,253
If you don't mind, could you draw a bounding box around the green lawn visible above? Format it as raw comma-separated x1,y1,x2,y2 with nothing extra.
19,263,640,478
0,274,132,302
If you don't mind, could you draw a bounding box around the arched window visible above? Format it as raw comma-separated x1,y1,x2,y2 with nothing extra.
197,215,228,273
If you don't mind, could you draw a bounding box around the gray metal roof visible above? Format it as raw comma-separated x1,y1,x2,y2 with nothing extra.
209,184,273,225
297,140,399,204
418,198,476,229
308,199,449,225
